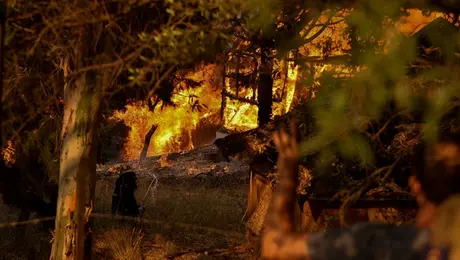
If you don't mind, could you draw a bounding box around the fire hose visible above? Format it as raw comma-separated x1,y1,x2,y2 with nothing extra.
138,172,158,216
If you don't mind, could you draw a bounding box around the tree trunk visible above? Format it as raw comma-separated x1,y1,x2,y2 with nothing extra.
0,0,5,149
50,71,102,260
139,124,158,163
220,63,227,127
257,43,274,127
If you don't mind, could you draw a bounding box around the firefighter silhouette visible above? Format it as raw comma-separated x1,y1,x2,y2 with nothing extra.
111,171,144,217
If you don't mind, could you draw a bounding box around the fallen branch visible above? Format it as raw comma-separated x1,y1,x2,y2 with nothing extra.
336,158,401,226
372,110,408,142
192,172,213,178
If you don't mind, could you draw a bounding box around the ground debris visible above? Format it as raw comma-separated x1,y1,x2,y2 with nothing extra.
97,145,250,180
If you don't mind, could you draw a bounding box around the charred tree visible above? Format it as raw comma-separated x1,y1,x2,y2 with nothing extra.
0,0,4,148
139,124,158,163
257,37,275,127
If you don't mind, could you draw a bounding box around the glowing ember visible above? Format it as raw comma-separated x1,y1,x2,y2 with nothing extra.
247,136,267,154
187,165,199,176
159,154,172,167
1,140,16,166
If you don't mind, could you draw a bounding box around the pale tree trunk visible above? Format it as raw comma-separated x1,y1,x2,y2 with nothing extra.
50,71,103,260
50,15,115,258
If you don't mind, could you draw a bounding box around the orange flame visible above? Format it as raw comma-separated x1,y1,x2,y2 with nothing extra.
111,64,221,160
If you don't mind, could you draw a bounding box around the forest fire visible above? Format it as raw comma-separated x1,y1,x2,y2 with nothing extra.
112,58,300,160
222,56,299,131
110,64,222,160
4,1,460,259
109,9,446,161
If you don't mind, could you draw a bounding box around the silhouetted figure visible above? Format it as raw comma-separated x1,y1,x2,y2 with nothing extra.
111,171,142,217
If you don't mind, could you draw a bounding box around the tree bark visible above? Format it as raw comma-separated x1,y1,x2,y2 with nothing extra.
220,63,227,127
0,0,4,149
50,71,102,260
139,124,158,163
257,43,274,127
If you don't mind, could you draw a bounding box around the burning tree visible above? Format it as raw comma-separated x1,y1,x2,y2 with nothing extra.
220,4,350,130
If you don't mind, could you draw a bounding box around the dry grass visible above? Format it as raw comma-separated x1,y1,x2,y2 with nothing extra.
0,174,249,260
93,227,143,260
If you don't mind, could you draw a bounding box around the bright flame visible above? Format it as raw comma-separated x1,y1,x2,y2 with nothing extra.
224,101,258,131
223,51,300,131
111,64,221,160
284,59,299,113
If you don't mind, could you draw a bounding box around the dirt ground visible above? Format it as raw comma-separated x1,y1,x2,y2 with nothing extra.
0,175,251,260
0,145,254,260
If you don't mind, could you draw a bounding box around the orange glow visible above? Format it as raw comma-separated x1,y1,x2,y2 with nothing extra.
159,154,172,167
396,9,444,35
1,140,16,166
223,51,299,131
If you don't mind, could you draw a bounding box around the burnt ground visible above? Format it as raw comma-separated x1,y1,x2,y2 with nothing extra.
0,145,254,260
